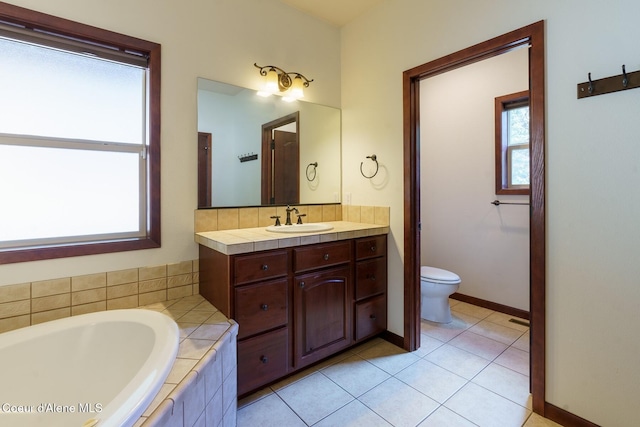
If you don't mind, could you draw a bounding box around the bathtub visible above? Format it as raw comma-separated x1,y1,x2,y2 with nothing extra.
0,309,179,427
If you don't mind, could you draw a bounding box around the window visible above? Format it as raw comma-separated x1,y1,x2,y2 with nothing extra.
495,91,530,195
0,4,161,264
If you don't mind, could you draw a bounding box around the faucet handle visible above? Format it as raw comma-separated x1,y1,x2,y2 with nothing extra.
296,213,306,224
270,215,281,226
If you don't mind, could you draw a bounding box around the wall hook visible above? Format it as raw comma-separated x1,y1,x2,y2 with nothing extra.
360,154,379,179
622,64,628,88
305,162,318,181
588,72,594,94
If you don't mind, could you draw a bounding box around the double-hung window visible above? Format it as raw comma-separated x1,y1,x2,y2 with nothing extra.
495,91,530,195
0,4,161,264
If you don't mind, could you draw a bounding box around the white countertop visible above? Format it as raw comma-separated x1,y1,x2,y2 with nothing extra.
195,221,389,255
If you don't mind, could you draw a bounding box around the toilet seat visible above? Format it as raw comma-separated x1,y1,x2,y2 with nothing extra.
420,266,461,285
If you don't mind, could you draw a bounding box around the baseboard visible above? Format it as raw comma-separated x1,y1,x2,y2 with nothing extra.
545,402,601,427
451,292,530,321
381,330,404,348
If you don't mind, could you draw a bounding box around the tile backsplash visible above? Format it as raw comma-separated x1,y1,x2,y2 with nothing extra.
0,259,199,333
195,204,390,232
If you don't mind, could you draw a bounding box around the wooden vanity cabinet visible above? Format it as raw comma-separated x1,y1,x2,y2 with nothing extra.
198,234,387,397
354,235,388,341
293,241,353,368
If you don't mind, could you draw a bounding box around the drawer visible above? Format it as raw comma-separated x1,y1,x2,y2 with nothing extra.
355,257,387,300
355,235,387,260
235,278,288,339
238,327,289,396
355,294,387,341
234,250,288,285
293,241,351,273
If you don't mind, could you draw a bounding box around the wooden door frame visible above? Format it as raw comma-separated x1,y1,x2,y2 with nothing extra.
197,132,212,208
402,21,546,414
261,112,300,204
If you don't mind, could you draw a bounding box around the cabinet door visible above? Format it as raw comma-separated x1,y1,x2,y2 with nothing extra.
238,327,289,396
235,278,288,339
355,257,387,301
294,265,352,368
234,250,288,285
355,294,387,341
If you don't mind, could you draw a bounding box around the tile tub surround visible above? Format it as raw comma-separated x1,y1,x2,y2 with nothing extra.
195,221,390,256
194,204,390,233
136,294,238,427
0,260,200,334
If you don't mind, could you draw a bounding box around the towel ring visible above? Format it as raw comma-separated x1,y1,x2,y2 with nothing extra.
360,154,379,179
306,162,318,181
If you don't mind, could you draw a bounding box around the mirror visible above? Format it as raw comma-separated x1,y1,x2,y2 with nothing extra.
197,78,341,208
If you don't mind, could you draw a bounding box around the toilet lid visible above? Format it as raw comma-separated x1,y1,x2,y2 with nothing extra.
420,266,461,283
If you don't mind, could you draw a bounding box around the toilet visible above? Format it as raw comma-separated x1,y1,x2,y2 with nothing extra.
420,266,461,323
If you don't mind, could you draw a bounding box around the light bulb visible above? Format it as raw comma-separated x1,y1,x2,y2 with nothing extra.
265,68,278,93
290,75,304,99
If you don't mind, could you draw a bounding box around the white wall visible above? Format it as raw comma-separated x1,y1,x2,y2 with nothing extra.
341,0,640,425
0,0,340,286
420,48,529,311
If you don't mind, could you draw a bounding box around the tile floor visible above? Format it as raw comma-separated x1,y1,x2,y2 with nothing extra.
237,299,564,427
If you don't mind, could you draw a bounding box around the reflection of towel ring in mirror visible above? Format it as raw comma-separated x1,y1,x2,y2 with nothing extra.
360,154,379,179
306,162,318,181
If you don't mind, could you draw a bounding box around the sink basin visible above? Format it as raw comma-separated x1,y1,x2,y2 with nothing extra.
266,223,334,233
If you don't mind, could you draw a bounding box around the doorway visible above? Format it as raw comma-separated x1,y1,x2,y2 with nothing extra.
261,112,300,205
402,21,546,414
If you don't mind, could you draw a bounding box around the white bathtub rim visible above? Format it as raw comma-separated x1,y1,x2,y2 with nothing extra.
0,308,179,427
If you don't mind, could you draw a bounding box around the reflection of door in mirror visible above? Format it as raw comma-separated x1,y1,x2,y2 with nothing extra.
198,132,212,208
261,112,300,205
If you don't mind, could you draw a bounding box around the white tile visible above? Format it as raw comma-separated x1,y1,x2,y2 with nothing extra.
314,399,392,427
357,339,421,375
420,312,479,342
322,354,390,397
484,311,530,332
395,358,467,404
424,344,490,380
412,333,445,358
512,330,531,352
473,362,532,409
418,406,477,427
523,412,565,427
494,347,530,376
448,330,509,361
276,372,354,425
359,377,439,427
237,393,305,427
445,382,531,427
469,319,525,346
451,301,495,319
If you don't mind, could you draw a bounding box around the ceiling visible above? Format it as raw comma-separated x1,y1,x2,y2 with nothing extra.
279,0,383,27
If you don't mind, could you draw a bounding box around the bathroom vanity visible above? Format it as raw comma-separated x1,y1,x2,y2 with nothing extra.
196,222,388,396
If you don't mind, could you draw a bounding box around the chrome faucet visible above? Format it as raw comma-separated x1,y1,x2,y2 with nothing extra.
285,205,298,225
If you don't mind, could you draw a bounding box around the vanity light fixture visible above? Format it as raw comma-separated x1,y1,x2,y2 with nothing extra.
254,63,313,101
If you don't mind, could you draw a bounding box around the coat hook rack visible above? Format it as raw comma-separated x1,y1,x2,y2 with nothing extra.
360,154,379,179
238,152,258,163
578,64,640,99
305,162,318,181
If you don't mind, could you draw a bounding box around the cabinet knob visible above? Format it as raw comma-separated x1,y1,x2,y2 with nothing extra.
370,245,377,252
261,304,268,311
299,281,305,288
367,274,376,281
261,264,269,271
370,314,377,320
323,253,329,261
260,355,268,364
